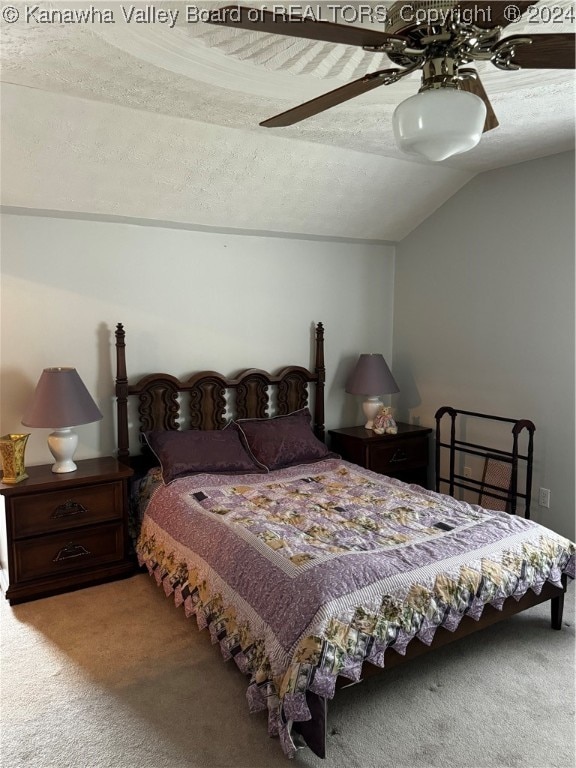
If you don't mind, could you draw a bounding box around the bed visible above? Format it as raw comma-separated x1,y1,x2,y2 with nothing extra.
115,322,574,759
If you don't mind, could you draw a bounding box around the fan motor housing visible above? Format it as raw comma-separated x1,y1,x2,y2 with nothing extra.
384,2,497,67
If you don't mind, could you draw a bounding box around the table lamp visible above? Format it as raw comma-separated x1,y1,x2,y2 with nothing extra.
22,367,103,473
345,354,399,430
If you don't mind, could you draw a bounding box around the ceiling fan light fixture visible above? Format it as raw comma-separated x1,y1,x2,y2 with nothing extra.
392,88,487,162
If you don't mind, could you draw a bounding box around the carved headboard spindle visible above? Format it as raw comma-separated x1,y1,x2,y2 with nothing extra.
187,374,227,430
235,372,270,420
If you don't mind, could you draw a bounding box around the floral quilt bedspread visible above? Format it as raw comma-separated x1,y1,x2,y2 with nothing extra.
135,459,575,757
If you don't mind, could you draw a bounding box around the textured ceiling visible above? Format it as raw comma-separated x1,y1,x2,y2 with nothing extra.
1,1,575,239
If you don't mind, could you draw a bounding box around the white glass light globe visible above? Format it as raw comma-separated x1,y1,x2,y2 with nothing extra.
393,88,487,162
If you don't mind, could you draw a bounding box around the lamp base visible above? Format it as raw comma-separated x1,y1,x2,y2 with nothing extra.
48,428,79,473
362,397,382,430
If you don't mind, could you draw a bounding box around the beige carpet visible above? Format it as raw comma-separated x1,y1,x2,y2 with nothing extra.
1,573,574,768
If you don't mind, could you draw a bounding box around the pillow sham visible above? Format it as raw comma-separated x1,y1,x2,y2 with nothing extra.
144,426,267,485
233,408,337,471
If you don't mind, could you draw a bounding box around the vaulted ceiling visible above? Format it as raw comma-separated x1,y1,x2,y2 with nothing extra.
1,1,574,240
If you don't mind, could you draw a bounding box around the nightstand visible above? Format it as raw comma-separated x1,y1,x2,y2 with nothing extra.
328,423,432,488
0,457,134,604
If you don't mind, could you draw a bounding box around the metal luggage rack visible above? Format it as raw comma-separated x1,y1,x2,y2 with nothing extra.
434,406,535,518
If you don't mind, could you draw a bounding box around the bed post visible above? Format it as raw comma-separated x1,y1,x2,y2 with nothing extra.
551,573,567,630
115,323,130,464
313,322,325,442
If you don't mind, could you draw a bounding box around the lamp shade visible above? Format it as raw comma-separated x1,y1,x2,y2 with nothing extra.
346,354,399,396
22,368,103,428
392,88,487,162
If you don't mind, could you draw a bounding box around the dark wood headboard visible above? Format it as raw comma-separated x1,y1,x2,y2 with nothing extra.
115,323,325,466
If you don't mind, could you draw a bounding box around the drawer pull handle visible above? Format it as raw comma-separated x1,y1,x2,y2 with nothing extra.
51,500,88,519
390,449,409,464
53,542,92,562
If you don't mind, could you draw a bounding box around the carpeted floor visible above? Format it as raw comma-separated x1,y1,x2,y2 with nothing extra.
1,573,574,768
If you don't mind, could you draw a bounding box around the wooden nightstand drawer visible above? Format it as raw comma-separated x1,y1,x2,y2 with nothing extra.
10,481,123,539
368,438,428,474
13,522,124,582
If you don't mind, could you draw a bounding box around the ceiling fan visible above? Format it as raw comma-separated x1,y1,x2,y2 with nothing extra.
207,2,575,161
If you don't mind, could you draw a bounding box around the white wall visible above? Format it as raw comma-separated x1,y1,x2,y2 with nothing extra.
0,212,395,466
393,152,575,539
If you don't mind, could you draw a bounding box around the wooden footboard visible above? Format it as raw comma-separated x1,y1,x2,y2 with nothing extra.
355,577,566,681
294,580,567,759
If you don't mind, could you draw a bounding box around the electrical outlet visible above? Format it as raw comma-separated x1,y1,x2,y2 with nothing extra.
464,466,472,478
539,488,551,508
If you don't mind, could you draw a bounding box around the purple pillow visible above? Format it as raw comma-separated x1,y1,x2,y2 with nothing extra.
144,426,267,485
233,408,336,471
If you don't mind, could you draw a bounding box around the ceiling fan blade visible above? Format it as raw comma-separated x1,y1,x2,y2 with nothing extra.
497,33,575,69
459,73,499,132
260,70,402,127
454,2,537,29
206,5,408,47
